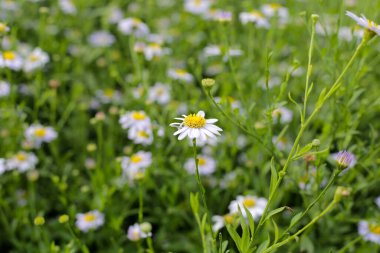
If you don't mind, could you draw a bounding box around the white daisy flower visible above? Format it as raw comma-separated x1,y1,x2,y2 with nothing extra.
374,196,380,209
208,9,232,22
228,195,267,220
7,151,38,172
272,135,289,151
119,111,152,131
272,106,293,124
168,68,194,83
128,127,154,146
121,151,152,181
143,43,170,61
96,88,121,104
184,154,216,175
261,3,289,20
127,223,152,241
23,48,49,73
147,82,171,105
108,7,123,24
0,81,10,97
75,210,105,233
358,221,380,245
346,11,380,35
212,214,235,232
59,0,77,15
0,50,23,71
118,18,150,37
184,0,211,15
25,124,58,148
88,31,115,47
203,45,243,62
239,11,270,28
131,85,145,99
0,158,7,175
170,111,222,141
0,22,10,35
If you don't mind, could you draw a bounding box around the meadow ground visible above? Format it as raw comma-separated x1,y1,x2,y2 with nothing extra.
0,0,380,252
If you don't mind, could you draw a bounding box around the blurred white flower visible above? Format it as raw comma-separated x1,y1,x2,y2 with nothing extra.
375,197,380,209
59,0,77,15
25,124,58,148
0,158,7,174
75,210,105,232
272,135,289,150
128,127,154,146
96,88,121,104
208,9,232,22
212,214,235,232
358,221,380,245
7,151,38,172
239,11,270,28
0,81,10,97
170,110,222,141
0,50,23,71
272,107,293,124
118,18,150,37
184,0,211,15
88,31,115,47
168,68,194,83
0,22,10,35
184,154,216,175
228,195,267,220
127,223,152,241
121,151,152,181
143,43,170,60
261,3,289,20
147,82,171,105
119,111,152,131
108,7,123,24
203,45,243,62
23,48,49,72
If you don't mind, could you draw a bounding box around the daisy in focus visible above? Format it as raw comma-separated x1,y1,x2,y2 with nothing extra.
170,110,222,141
346,11,380,36
358,221,380,245
25,124,58,148
75,210,105,233
228,195,267,220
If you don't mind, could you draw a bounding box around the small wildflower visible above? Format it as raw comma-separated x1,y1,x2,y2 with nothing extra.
184,0,211,15
184,154,216,175
88,31,115,47
168,68,194,83
34,216,45,226
118,18,150,37
212,213,235,232
147,82,171,105
0,22,10,35
333,150,356,171
127,223,152,241
228,195,267,220
170,110,222,141
7,151,38,172
25,124,57,148
346,11,380,36
0,81,10,97
23,48,49,73
358,221,380,245
58,214,69,223
239,11,270,28
375,196,380,209
121,151,152,182
75,210,104,233
272,107,293,124
0,50,23,71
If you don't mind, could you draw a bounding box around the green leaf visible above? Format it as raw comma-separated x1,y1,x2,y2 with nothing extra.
269,157,278,196
244,205,255,237
264,207,286,222
271,218,280,244
226,225,242,252
289,212,303,228
256,237,270,253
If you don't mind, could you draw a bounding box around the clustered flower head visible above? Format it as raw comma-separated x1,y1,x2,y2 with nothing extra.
170,110,222,141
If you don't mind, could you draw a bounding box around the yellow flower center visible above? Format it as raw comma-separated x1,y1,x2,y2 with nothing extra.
132,112,146,120
104,88,114,98
269,3,281,10
83,213,96,222
0,23,7,33
370,224,380,235
251,11,264,18
131,154,143,163
132,18,142,25
34,128,46,138
243,198,256,208
175,69,187,76
29,54,39,62
194,0,202,6
137,131,149,138
16,153,26,161
3,51,15,60
149,43,161,49
223,214,234,224
198,158,206,166
184,114,206,128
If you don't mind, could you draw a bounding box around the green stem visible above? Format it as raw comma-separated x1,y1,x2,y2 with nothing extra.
337,236,362,253
264,200,338,253
138,183,144,223
192,139,216,252
281,170,340,237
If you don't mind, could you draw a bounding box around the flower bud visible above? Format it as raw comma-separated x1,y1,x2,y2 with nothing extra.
312,139,320,148
34,216,45,226
140,222,152,233
58,214,69,224
334,186,351,202
201,78,215,90
334,150,355,171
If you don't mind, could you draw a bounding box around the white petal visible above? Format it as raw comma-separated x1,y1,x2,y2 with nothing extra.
197,111,205,117
206,119,218,123
193,129,200,138
178,130,189,140
174,127,188,135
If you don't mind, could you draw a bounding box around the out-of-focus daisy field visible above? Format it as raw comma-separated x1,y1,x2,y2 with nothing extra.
1,0,380,252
